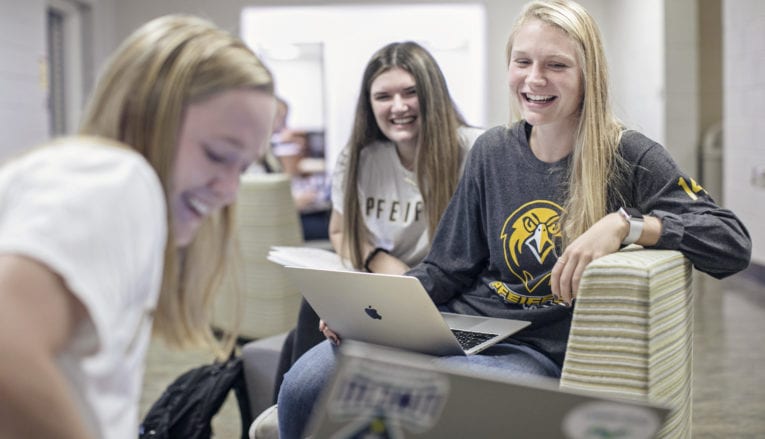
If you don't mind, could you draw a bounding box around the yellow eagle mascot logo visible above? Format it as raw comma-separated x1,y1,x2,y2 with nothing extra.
500,200,564,294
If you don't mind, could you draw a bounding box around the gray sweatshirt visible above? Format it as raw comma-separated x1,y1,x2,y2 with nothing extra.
408,121,751,367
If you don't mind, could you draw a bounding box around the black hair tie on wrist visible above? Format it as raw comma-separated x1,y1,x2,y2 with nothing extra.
364,247,389,273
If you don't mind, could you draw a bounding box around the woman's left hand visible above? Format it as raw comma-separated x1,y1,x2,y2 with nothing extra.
318,319,340,345
550,213,626,305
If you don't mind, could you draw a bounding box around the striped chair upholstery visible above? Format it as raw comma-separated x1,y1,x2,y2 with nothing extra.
560,248,693,439
213,173,304,340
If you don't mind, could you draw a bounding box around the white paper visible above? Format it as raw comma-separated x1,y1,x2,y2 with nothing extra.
268,246,357,272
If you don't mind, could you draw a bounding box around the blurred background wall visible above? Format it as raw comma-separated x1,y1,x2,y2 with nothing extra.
0,0,761,266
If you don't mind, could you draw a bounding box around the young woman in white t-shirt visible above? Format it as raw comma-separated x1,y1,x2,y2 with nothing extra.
275,41,483,437
330,41,483,275
0,15,276,439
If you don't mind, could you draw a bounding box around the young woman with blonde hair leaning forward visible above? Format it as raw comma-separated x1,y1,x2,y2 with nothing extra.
276,2,750,437
0,15,275,439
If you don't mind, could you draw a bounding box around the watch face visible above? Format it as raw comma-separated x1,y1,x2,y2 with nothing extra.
624,208,643,219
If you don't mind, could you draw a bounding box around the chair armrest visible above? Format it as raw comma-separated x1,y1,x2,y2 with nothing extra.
241,332,289,419
560,247,693,439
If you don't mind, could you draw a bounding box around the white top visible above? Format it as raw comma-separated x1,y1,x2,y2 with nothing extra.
0,138,167,439
331,126,483,266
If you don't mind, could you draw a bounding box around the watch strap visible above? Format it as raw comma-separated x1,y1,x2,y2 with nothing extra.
618,207,644,245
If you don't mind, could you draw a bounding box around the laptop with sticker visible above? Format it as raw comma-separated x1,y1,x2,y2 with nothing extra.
307,341,671,439
284,266,530,356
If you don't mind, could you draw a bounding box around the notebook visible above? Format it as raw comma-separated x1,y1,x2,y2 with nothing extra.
307,340,671,439
284,266,530,356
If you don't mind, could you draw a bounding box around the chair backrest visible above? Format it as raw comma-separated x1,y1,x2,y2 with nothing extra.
561,248,693,439
213,173,304,339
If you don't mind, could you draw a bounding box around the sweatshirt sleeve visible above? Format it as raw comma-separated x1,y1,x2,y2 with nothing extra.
406,142,490,303
623,132,751,278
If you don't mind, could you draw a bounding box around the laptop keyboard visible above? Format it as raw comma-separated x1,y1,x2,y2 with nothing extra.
451,329,497,351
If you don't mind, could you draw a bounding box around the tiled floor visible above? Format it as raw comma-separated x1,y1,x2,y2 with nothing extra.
692,270,765,438
140,268,765,438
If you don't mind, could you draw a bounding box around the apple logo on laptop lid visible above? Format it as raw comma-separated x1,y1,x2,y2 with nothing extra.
365,305,382,320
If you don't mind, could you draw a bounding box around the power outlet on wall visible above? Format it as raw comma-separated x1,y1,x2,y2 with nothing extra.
752,165,765,188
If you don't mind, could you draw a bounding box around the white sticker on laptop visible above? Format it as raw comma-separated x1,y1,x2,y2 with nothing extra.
327,357,450,438
562,401,662,439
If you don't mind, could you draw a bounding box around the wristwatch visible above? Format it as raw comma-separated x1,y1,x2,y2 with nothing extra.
617,207,644,245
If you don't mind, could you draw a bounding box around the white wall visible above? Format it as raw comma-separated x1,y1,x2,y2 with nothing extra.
0,0,670,164
242,4,486,172
602,0,664,144
3,0,754,259
664,0,699,177
601,0,700,177
0,0,115,159
5,0,748,261
0,0,48,160
89,0,117,78
723,0,765,265
0,1,757,260
108,0,668,137
0,0,676,165
109,0,525,130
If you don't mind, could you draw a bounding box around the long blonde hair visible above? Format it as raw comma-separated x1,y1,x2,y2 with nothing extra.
80,15,274,356
506,0,625,246
343,41,467,268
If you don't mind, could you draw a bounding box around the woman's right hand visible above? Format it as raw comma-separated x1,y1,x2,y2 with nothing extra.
318,319,340,345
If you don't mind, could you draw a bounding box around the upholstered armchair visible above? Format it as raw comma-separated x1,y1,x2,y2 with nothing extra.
213,173,304,340
560,247,693,438
242,247,693,438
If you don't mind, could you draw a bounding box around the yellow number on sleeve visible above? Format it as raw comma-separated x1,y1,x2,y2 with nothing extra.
678,177,706,200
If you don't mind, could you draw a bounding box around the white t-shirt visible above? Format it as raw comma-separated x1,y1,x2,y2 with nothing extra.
0,138,167,439
331,126,483,266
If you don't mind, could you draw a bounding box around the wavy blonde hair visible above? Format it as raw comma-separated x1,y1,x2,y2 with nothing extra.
80,15,274,356
506,0,625,247
343,41,468,269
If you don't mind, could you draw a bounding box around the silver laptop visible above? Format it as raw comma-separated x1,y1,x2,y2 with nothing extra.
307,341,671,439
284,266,530,356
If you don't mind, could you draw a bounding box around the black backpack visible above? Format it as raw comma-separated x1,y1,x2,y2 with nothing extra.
139,356,252,439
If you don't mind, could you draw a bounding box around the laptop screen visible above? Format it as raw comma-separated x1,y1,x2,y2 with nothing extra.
307,341,670,439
